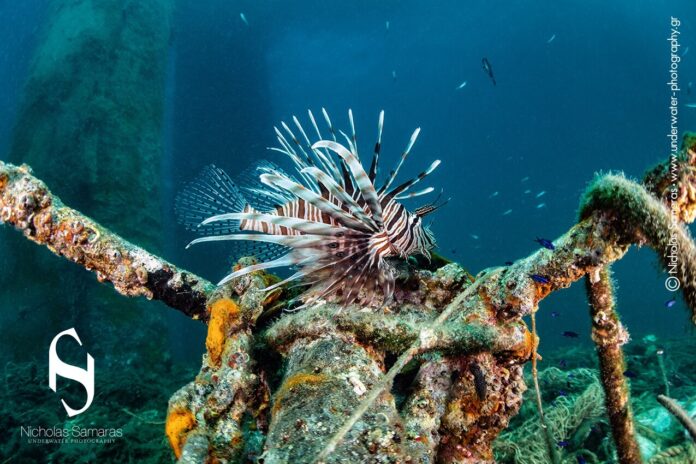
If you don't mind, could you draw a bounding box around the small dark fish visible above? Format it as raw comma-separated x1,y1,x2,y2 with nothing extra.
451,248,457,255
481,57,497,86
665,297,676,308
623,369,638,379
551,311,560,318
530,274,550,284
557,440,569,448
469,362,487,401
534,237,555,250
577,456,587,464
559,359,568,368
504,261,514,266
558,389,568,397
562,331,579,338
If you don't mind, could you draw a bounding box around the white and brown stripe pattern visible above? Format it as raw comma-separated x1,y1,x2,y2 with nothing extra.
182,110,442,307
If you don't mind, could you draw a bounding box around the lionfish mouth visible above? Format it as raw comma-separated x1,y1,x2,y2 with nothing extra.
176,109,443,308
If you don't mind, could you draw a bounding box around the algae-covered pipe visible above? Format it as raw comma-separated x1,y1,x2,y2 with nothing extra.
586,268,642,464
262,333,408,463
0,161,214,320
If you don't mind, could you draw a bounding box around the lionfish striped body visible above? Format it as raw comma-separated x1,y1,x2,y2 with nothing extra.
176,110,443,307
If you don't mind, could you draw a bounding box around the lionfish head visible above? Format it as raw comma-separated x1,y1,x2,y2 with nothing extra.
392,207,438,261
398,193,446,260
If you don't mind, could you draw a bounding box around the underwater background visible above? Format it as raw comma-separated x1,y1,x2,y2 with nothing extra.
0,0,695,463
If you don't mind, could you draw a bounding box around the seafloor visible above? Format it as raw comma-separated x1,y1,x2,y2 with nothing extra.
1,333,693,463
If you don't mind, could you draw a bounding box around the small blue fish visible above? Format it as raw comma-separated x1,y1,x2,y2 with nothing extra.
562,331,579,338
557,440,569,448
665,297,677,308
558,389,568,397
551,311,560,318
530,274,550,284
534,237,555,250
623,369,638,379
577,456,587,464
504,261,513,266
559,359,567,368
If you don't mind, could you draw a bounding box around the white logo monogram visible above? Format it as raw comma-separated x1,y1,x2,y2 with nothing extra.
48,328,95,417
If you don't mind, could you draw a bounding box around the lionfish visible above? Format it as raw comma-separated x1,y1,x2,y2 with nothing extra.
176,110,444,307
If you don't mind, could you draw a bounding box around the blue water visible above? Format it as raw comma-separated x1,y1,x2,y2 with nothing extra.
2,2,696,463
2,1,695,350
170,0,696,347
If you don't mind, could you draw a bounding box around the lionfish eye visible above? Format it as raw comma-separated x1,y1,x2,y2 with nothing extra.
336,251,346,258
328,242,339,249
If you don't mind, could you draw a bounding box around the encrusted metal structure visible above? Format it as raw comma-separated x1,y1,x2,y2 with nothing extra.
1,133,695,463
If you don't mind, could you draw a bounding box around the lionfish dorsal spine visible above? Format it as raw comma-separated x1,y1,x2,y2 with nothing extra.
382,159,442,204
312,140,384,226
368,110,384,183
380,127,421,194
300,166,378,230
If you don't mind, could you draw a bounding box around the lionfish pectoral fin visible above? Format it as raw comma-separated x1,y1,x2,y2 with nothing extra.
226,241,290,265
204,211,354,236
175,164,247,236
260,270,307,292
312,252,373,304
218,254,310,286
187,233,329,250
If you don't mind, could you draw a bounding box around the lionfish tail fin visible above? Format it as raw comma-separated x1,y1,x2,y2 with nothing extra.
175,164,247,236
